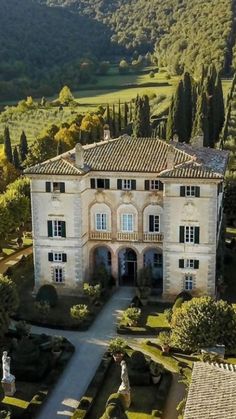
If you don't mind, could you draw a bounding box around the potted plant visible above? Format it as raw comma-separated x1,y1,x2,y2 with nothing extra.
149,360,164,384
158,331,171,354
122,307,141,327
108,338,127,362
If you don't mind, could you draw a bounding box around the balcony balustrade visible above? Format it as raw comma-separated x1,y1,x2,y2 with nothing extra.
90,231,112,240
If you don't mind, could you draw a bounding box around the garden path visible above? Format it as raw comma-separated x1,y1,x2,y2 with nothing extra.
0,246,33,274
32,287,134,419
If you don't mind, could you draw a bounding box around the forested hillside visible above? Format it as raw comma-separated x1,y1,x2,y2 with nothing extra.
1,0,236,101
0,0,112,100
42,0,236,75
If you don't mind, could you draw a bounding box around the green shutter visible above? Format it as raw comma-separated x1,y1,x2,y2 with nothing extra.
117,179,122,189
48,252,53,262
90,178,96,189
46,182,51,193
180,186,185,197
105,179,110,189
62,253,67,262
144,180,149,190
61,221,66,238
131,180,136,190
149,215,154,232
159,181,163,191
60,182,65,193
195,227,200,244
179,226,185,243
179,259,184,268
47,221,53,237
195,186,200,197
194,260,199,269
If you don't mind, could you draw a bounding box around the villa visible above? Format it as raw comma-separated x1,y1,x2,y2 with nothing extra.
25,135,228,299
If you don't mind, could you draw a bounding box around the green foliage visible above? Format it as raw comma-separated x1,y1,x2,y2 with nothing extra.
93,263,110,289
164,308,173,323
83,283,101,300
122,307,141,326
70,304,90,322
58,86,75,104
158,331,171,348
171,297,236,352
0,274,19,314
13,146,20,169
130,350,148,372
36,284,58,307
101,392,127,419
34,301,51,319
19,131,28,162
4,126,13,163
133,95,151,137
108,338,127,355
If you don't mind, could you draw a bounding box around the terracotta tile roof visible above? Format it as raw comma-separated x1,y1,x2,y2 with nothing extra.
184,362,236,419
159,161,224,179
24,136,228,179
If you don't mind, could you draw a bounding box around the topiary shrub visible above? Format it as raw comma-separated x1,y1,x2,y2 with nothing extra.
100,393,128,419
36,284,58,307
122,307,141,326
129,350,150,385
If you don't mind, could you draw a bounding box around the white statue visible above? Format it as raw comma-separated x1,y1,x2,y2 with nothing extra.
118,360,131,408
2,351,14,382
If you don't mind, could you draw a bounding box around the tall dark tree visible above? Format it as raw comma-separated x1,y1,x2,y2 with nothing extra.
4,126,12,163
105,104,111,127
57,139,63,155
19,130,28,162
112,104,116,137
213,73,225,140
13,146,20,169
192,91,209,146
124,102,129,127
133,95,151,137
118,100,122,133
183,72,193,141
166,80,187,142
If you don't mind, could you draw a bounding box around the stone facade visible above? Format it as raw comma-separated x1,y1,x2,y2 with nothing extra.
25,136,227,300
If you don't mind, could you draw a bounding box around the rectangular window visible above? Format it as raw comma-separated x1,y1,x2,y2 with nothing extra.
45,182,65,193
95,213,107,231
184,275,193,291
54,253,63,262
121,214,133,232
90,179,110,189
117,179,136,190
51,220,66,237
149,215,160,233
48,252,67,262
185,259,194,268
145,180,163,191
180,186,200,197
153,253,162,267
53,267,64,283
185,226,194,243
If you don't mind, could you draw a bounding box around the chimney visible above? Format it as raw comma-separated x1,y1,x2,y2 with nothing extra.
166,145,175,170
75,143,84,168
103,124,111,141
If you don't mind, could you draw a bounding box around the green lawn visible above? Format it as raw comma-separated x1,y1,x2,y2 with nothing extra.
119,303,171,334
1,236,32,258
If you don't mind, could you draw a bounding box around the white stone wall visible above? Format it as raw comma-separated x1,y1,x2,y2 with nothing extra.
29,172,222,299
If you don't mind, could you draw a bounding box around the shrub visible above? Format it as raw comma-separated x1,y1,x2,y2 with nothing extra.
83,283,101,301
130,350,148,372
36,284,58,307
108,338,127,355
122,307,141,326
70,304,90,323
15,320,31,337
158,331,171,349
172,297,184,312
93,263,110,288
0,274,19,315
34,301,50,320
171,297,236,352
174,291,192,304
149,71,155,78
164,308,173,323
101,393,127,419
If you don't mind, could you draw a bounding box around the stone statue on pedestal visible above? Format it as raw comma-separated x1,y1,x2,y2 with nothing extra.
118,360,131,409
1,351,16,396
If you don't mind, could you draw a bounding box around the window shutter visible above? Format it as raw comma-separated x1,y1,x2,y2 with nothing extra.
60,182,65,193
47,221,53,237
46,182,51,193
90,178,96,189
117,179,122,190
131,180,136,190
180,186,185,197
48,252,53,262
61,221,66,238
105,179,110,189
195,186,200,197
62,253,67,262
145,180,149,190
194,227,200,244
194,260,199,269
179,226,185,243
159,181,163,191
179,259,184,268
149,215,154,232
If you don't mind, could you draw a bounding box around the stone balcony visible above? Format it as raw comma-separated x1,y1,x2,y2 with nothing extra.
143,233,163,243
117,232,138,241
89,231,163,243
89,231,112,240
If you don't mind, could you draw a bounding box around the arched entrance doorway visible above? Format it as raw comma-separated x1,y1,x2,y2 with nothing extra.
118,248,137,286
143,248,163,291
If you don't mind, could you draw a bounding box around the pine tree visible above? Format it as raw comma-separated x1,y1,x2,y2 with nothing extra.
19,130,28,162
4,126,12,163
13,146,20,169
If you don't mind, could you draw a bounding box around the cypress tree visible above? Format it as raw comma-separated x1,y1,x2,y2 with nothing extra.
19,130,28,162
213,73,225,140
133,95,142,137
13,146,20,169
166,96,174,140
133,95,151,137
112,104,116,137
4,126,12,163
192,92,209,146
124,102,129,128
169,80,187,142
57,139,63,155
183,72,192,141
118,100,122,133
142,95,151,137
105,104,111,127
129,101,133,122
